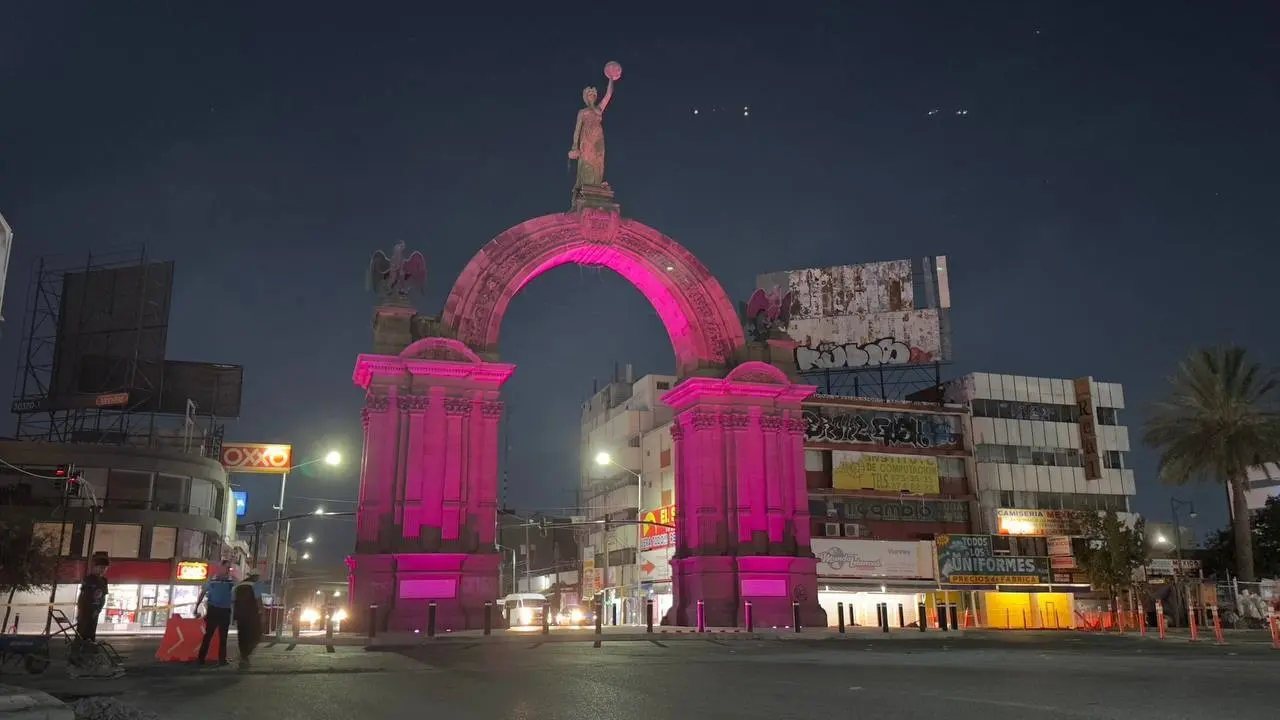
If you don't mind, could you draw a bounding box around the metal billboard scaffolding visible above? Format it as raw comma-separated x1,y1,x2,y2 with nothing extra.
9,247,234,453
799,361,950,404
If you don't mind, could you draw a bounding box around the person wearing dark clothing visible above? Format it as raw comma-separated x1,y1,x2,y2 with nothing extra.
233,573,263,668
195,562,235,666
75,554,110,642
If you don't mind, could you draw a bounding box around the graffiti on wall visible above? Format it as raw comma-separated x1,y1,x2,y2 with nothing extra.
795,337,934,372
803,407,961,449
757,258,952,367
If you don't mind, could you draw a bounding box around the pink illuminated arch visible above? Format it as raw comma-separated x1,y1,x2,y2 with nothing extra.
399,336,484,363
440,214,746,376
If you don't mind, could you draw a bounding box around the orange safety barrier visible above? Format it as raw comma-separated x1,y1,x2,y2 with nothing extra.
155,615,221,663
1270,614,1280,650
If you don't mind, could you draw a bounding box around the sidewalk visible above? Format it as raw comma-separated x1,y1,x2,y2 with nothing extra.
0,685,73,720
365,625,968,648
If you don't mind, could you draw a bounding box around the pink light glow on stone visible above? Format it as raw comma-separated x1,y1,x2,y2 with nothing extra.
440,214,745,377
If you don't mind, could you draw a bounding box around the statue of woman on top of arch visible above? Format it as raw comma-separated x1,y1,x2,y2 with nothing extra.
569,61,622,193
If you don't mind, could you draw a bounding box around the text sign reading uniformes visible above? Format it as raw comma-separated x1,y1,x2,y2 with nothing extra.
935,534,1051,586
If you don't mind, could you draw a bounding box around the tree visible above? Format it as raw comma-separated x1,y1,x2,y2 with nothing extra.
1143,347,1280,583
0,521,60,632
1202,496,1280,579
1078,511,1149,616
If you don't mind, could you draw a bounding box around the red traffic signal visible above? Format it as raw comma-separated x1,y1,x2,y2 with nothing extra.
55,464,69,478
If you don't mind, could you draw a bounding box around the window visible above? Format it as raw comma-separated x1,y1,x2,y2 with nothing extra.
970,399,1080,423
153,474,188,512
655,381,671,390
106,470,152,509
150,527,177,559
1096,407,1120,426
178,529,204,559
804,450,825,472
937,456,965,477
188,479,216,516
84,523,141,559
1103,451,1125,470
33,521,74,555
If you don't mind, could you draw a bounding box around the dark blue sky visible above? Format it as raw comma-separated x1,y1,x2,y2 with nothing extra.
2,3,1277,563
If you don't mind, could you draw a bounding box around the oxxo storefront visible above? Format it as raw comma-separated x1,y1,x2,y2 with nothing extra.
935,533,1084,629
813,539,939,627
6,559,215,634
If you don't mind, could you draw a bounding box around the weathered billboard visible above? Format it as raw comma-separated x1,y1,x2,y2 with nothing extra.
755,257,952,372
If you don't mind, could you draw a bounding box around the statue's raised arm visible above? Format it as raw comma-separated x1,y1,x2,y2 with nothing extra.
599,61,621,112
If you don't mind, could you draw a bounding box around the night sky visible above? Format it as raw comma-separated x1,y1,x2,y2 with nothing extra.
2,3,1277,565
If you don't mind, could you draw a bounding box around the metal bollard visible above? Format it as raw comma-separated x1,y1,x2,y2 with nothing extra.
918,603,927,632
744,601,754,633
611,604,618,627
837,602,845,633
483,601,492,636
645,598,654,633
949,604,959,631
875,603,883,628
542,605,551,635
880,603,889,633
696,600,706,632
792,601,801,632
326,613,335,641
367,604,378,639
939,603,949,632
292,608,301,639
427,601,438,638
594,599,603,635
898,603,905,628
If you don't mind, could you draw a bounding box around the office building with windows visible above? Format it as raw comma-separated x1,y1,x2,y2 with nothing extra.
942,372,1136,563
0,440,237,633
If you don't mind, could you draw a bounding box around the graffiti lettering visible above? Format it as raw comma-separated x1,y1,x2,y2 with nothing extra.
803,409,959,449
795,337,915,372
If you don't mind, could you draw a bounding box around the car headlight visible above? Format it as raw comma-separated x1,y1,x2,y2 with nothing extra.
570,609,583,623
333,608,348,623
517,607,534,625
300,608,320,624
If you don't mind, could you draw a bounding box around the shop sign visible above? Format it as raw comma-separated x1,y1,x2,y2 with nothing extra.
803,407,962,450
1146,558,1201,576
1046,536,1073,556
639,505,676,552
832,451,940,495
1073,378,1103,480
935,534,1051,586
996,508,1089,537
839,498,969,524
176,561,209,582
220,443,292,474
812,539,933,579
1049,555,1077,570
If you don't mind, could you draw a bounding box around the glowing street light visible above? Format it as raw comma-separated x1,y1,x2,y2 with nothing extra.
314,506,326,515
301,552,311,560
324,450,341,466
304,535,315,544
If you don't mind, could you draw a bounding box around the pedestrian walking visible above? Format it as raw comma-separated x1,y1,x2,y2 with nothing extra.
195,561,235,666
233,572,263,669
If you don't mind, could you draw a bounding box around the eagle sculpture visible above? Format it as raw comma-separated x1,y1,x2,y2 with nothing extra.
366,240,427,304
743,286,794,341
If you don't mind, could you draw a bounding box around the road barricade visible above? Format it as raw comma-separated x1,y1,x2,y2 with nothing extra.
155,615,219,663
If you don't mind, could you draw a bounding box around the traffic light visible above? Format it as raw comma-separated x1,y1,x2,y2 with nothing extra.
66,471,83,498
54,464,69,478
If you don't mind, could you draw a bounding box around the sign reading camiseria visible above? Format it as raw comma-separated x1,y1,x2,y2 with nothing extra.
935,534,1050,585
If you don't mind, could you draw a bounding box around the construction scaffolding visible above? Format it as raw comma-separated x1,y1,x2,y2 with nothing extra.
800,361,950,404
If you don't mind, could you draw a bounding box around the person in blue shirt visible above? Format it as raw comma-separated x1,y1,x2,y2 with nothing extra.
194,561,235,666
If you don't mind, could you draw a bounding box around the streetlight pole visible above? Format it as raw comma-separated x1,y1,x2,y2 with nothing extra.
266,451,341,601
1169,497,1197,626
595,451,642,626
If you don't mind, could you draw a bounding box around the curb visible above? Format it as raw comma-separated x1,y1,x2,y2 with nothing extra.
0,685,74,720
363,629,971,650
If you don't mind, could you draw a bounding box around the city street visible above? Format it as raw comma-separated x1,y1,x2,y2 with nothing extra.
6,633,1278,719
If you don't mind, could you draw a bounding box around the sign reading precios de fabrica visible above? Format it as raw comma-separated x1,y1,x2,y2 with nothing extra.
935,534,1051,585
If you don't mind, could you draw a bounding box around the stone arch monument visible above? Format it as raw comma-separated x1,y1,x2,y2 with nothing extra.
348,62,825,631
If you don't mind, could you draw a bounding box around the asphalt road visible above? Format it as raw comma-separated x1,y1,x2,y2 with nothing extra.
8,633,1279,719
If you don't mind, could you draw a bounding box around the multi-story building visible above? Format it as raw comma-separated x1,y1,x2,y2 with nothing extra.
496,511,579,602
942,373,1136,545
1239,463,1280,511
800,394,971,625
0,440,237,633
579,366,676,624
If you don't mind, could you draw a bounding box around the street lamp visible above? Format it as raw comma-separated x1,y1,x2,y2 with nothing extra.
1170,497,1197,562
304,535,315,544
301,552,311,560
595,450,643,626
268,450,342,599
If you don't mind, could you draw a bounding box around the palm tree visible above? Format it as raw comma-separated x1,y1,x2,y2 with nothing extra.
1144,347,1280,582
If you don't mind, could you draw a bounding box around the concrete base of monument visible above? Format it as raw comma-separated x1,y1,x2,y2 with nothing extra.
347,552,501,632
663,555,827,629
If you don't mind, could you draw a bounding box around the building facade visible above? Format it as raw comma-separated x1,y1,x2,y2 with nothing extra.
0,440,236,633
579,367,676,624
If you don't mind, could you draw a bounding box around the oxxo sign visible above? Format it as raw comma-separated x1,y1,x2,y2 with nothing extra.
220,443,292,474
